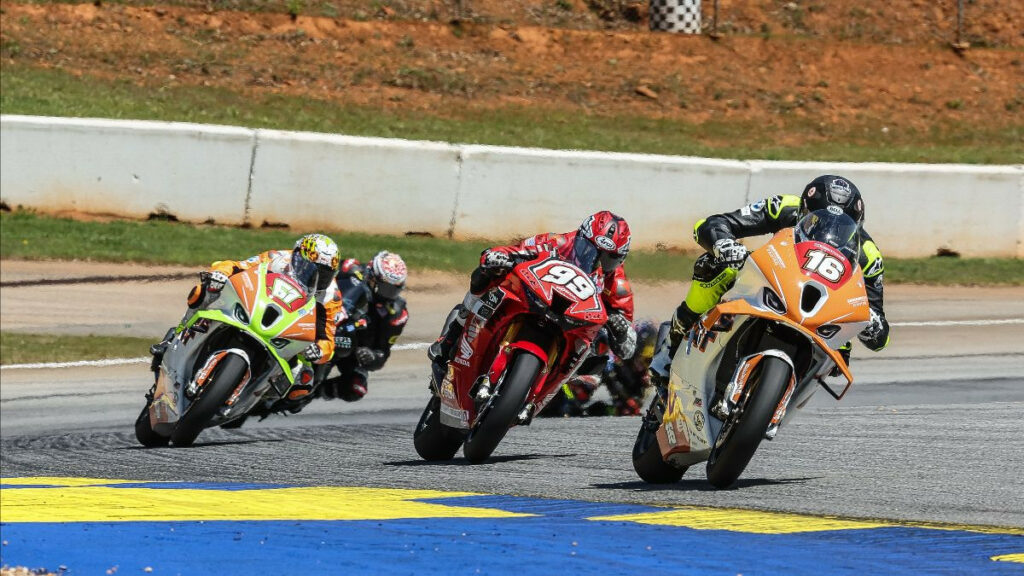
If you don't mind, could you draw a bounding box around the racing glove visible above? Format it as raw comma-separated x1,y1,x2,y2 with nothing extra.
480,248,514,272
606,313,637,360
303,342,324,363
858,309,890,351
712,239,749,270
206,271,230,293
355,347,386,370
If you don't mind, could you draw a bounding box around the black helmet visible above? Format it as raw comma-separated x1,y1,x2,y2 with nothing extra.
801,175,864,225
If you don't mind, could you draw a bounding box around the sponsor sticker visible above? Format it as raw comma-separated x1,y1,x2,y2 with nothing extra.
741,200,766,217
594,236,617,251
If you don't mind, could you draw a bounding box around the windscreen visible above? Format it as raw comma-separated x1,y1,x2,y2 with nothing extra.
794,208,861,265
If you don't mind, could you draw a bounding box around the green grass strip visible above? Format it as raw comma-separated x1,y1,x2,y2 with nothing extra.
2,65,1021,164
0,331,154,365
2,211,1021,285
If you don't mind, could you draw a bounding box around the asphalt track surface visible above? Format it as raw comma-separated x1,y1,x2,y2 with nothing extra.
2,261,1023,574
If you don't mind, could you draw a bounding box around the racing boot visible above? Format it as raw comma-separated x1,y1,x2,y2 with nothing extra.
668,302,700,358
149,327,176,375
427,305,465,385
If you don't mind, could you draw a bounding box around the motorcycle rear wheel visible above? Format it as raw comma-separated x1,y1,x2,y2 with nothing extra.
632,397,687,483
462,352,541,464
413,395,464,461
705,355,791,489
134,402,170,448
171,354,248,447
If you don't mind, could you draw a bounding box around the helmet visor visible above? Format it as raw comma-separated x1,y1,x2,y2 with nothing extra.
571,235,600,274
290,252,320,294
795,209,861,264
598,250,626,272
370,276,404,301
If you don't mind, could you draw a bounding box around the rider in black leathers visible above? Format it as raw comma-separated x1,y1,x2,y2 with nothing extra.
317,252,409,402
652,175,890,381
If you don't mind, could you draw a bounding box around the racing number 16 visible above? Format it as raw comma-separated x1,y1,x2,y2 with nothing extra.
540,265,596,300
802,250,846,282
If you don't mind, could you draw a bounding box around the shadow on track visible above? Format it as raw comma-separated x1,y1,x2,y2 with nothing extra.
122,438,286,450
385,453,578,467
591,476,821,491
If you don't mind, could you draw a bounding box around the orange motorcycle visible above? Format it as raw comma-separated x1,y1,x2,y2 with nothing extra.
633,208,872,488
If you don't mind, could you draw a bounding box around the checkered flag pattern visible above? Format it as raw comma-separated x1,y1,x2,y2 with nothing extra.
649,0,702,33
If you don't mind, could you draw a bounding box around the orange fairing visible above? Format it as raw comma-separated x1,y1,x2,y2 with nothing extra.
702,229,871,386
749,229,871,330
276,310,318,341
229,267,260,315
702,302,854,385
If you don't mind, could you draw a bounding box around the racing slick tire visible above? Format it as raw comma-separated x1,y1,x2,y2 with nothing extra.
462,352,540,464
413,395,464,461
134,402,170,448
706,355,790,489
171,354,248,447
632,397,686,483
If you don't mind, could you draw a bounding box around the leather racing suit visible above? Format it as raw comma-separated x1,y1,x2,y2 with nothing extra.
317,259,409,401
671,194,890,358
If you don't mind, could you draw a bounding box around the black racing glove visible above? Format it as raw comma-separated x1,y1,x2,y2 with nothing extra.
858,310,890,351
355,347,386,370
606,313,637,360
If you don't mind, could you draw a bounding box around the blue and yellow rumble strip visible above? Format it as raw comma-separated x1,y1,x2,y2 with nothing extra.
1,477,1020,575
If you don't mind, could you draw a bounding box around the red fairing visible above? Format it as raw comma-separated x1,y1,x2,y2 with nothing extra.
489,230,634,319
794,241,855,290
440,254,608,428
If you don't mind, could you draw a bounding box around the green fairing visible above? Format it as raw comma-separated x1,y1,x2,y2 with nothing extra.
182,262,316,385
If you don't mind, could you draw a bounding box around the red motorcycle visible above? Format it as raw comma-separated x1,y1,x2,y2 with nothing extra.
414,255,608,463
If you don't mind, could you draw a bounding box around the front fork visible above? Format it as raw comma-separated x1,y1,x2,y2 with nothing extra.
712,350,797,441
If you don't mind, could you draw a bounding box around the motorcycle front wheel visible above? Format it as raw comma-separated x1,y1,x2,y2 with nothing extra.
413,395,464,461
705,355,791,489
134,401,170,448
632,396,687,483
170,354,249,447
462,352,540,464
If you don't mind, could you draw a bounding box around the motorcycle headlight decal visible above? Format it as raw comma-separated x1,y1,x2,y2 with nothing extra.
762,287,786,314
234,303,250,325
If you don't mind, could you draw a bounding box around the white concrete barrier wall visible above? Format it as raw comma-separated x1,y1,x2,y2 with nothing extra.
247,130,461,236
0,115,253,224
455,146,750,251
2,115,1022,258
747,161,1024,258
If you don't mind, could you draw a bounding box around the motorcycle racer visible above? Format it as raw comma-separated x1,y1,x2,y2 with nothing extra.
151,233,343,402
317,251,410,402
653,175,889,380
428,210,638,374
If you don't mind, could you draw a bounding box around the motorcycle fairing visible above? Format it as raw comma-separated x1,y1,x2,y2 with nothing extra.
437,255,606,430
149,263,319,434
189,263,318,384
661,229,871,466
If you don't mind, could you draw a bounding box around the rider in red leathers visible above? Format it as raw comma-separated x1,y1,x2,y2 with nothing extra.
429,211,638,373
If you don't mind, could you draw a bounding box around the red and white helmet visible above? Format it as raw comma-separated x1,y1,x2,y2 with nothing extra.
367,251,408,301
573,211,631,273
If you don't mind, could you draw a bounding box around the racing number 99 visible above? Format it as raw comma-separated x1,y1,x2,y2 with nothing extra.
540,265,596,300
802,250,846,282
